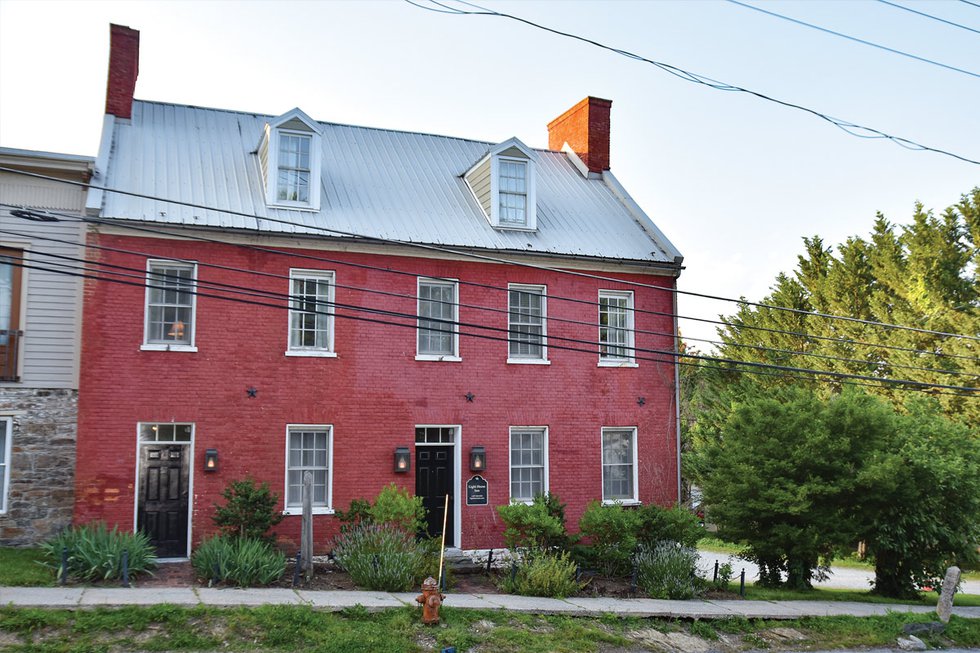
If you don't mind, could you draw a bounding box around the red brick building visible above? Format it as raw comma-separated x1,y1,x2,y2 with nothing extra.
75,25,684,557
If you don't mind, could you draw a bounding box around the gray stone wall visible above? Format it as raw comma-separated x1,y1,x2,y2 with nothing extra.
0,388,77,546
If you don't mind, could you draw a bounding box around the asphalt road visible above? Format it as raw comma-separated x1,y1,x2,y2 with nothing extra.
698,549,980,594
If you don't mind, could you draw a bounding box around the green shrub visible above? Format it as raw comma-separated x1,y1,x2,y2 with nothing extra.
636,541,701,600
335,498,373,532
369,483,426,534
212,478,284,542
191,535,286,587
497,495,567,555
577,501,640,577
636,505,703,548
42,522,157,582
499,551,584,598
332,523,428,591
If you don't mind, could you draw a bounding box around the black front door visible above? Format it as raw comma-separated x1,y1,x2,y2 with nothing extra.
137,444,190,557
416,446,454,546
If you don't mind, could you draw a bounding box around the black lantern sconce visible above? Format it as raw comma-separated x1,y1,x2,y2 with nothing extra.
469,446,486,472
204,448,219,472
394,447,411,473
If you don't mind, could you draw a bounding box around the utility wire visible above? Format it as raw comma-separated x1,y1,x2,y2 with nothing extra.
876,0,980,35
6,224,976,381
407,0,980,165
2,168,978,345
5,201,979,366
960,0,980,9
7,251,977,396
727,0,980,79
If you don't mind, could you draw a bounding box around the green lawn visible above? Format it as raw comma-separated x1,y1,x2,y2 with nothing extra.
0,605,977,653
732,583,980,607
0,548,55,586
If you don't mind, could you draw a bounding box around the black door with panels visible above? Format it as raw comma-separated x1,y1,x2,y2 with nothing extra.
416,446,454,546
137,444,190,557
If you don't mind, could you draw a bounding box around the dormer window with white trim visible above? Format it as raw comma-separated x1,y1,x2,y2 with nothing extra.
464,137,537,231
259,108,322,211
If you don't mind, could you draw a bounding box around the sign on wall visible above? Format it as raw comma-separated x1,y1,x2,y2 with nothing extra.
466,475,488,506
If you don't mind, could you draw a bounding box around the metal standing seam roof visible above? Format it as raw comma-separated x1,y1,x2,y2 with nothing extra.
97,100,682,266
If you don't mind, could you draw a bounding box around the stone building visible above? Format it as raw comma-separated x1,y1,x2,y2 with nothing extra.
0,147,93,545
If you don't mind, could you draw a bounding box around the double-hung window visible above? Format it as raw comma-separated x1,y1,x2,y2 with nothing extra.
508,284,547,363
601,427,638,503
598,290,635,365
0,417,10,513
143,261,196,351
287,270,335,356
285,425,333,514
276,133,312,204
510,427,547,502
0,248,23,381
498,159,528,226
417,278,459,360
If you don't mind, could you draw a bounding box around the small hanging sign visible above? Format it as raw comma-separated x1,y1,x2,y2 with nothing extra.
466,475,488,506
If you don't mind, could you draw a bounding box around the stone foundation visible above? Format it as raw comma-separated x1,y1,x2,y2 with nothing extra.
0,388,77,546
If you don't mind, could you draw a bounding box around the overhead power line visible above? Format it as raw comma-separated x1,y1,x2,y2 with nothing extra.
6,250,977,397
876,0,980,36
5,201,979,367
727,0,980,79
2,167,978,348
406,0,980,166
7,225,974,381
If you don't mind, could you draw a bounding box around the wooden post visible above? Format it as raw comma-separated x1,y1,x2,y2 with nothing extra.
437,493,449,587
302,471,314,582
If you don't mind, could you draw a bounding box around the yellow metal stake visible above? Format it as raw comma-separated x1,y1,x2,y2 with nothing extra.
437,493,449,587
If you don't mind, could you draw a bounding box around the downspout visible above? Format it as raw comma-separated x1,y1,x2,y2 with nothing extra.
673,276,682,505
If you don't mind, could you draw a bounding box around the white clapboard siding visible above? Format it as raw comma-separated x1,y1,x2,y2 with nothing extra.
0,170,87,389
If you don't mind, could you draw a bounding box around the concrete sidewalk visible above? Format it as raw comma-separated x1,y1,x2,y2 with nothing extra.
2,586,979,620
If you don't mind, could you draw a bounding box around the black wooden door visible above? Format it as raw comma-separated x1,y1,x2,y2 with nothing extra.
137,444,190,557
416,446,454,546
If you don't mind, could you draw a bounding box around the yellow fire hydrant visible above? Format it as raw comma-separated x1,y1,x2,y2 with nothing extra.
416,576,445,624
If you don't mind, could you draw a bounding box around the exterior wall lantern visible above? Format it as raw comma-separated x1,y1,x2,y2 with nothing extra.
394,447,411,473
204,448,218,472
469,446,486,472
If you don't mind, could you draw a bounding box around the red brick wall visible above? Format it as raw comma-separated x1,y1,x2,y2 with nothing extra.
75,233,679,553
547,97,612,173
105,24,139,119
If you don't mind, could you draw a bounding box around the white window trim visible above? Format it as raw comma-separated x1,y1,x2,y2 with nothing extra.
0,417,11,514
600,426,640,505
598,289,636,367
265,128,322,211
285,269,337,357
283,424,334,516
490,155,537,231
141,259,198,353
132,422,195,561
508,426,549,504
507,283,549,364
416,277,461,361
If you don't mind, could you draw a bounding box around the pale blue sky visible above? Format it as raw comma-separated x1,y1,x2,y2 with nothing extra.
2,0,978,346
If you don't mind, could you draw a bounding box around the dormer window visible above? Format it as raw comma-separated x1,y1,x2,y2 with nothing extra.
259,108,322,211
464,137,537,231
498,159,528,225
277,133,312,203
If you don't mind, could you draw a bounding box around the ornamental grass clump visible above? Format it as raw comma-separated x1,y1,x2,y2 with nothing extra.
332,523,428,592
191,535,286,587
635,541,701,600
42,522,157,582
499,551,584,598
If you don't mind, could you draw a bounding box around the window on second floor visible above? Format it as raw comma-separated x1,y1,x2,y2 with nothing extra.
0,247,23,382
417,278,459,360
508,284,547,363
598,290,635,365
143,260,197,352
287,270,335,356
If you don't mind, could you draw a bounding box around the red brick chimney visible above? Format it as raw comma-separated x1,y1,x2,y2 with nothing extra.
547,96,612,173
105,24,140,119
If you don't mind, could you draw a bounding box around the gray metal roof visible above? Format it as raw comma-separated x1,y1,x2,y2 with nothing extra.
96,100,681,266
